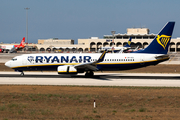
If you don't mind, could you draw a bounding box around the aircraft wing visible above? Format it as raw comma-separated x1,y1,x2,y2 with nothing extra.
9,47,16,53
74,49,107,71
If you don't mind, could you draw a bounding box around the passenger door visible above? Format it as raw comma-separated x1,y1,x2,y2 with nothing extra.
140,56,145,65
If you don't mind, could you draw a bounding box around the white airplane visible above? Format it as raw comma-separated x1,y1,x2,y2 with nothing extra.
5,22,175,77
99,37,132,53
0,37,26,53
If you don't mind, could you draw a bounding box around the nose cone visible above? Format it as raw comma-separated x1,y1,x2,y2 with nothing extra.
5,61,11,68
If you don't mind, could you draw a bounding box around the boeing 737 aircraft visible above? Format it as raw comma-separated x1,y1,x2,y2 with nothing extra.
5,22,175,77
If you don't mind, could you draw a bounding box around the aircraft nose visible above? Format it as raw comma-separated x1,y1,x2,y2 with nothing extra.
5,61,11,68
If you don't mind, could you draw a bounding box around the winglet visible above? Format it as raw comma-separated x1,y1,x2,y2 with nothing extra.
97,49,107,62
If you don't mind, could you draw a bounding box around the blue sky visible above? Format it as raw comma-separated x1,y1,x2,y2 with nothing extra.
0,0,180,44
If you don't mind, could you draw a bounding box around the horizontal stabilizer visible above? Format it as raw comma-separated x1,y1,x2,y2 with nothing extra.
155,54,169,59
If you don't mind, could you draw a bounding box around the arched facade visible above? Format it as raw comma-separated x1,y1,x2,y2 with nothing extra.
90,42,96,48
78,48,83,52
34,37,180,53
52,48,57,51
40,48,45,51
97,42,102,51
46,48,51,51
176,42,180,52
143,42,148,49
116,42,122,47
170,42,175,52
90,42,96,52
84,48,89,52
72,48,77,52
103,42,109,47
136,42,143,49
59,48,64,52
130,42,136,48
65,48,70,52
110,42,115,47
123,42,127,46
97,42,102,48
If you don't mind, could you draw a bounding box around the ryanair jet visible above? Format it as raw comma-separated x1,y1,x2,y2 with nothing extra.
100,37,132,53
5,22,175,77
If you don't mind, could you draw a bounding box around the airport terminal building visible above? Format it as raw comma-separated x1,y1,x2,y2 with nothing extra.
36,28,180,53
1,28,180,53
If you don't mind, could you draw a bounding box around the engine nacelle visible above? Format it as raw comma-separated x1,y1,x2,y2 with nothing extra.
57,66,77,74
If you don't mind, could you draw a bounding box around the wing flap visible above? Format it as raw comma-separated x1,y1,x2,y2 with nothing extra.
10,47,16,53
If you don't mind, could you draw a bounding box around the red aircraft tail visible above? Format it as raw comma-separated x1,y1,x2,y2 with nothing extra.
20,37,25,46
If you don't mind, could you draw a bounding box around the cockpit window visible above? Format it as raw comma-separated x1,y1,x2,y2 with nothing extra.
11,58,17,61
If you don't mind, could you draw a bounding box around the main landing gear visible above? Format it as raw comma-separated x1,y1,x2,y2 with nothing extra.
85,71,94,77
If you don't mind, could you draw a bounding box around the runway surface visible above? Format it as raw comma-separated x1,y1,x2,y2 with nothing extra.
0,72,180,87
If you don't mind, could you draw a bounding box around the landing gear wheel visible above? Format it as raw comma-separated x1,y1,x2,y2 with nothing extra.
85,71,94,77
20,72,24,76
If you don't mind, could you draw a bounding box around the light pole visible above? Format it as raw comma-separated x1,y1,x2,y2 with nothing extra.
24,7,30,49
111,31,116,53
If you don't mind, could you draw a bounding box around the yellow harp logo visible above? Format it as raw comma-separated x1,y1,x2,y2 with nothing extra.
128,41,131,45
156,35,171,50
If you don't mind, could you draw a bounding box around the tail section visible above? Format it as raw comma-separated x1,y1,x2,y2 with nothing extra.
124,37,132,47
134,22,175,54
20,37,25,46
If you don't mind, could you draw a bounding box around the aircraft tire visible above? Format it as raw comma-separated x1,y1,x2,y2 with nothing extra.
85,71,94,77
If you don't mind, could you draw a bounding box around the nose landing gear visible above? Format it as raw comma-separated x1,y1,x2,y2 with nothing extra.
20,71,24,76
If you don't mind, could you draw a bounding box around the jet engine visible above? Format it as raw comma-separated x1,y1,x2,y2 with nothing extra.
57,66,77,74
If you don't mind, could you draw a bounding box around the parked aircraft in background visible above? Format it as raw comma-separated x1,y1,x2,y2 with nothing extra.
124,46,141,53
5,22,175,77
0,37,25,53
99,37,132,53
